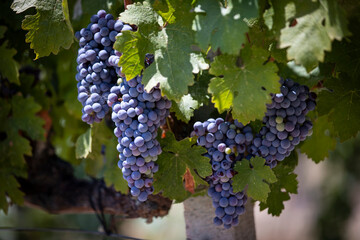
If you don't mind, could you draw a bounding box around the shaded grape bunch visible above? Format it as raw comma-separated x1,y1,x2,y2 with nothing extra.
193,118,252,228
249,78,317,168
75,9,133,124
107,76,171,202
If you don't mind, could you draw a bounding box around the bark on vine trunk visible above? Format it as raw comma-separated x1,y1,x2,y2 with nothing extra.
183,196,256,240
18,141,172,220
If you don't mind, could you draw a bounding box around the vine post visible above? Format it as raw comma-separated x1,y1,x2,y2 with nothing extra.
184,196,256,240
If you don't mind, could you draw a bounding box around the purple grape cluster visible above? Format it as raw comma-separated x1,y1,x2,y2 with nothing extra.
193,79,317,228
193,118,253,228
75,9,133,124
249,79,317,168
107,76,171,202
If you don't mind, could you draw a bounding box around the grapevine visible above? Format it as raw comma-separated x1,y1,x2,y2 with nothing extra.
2,0,360,238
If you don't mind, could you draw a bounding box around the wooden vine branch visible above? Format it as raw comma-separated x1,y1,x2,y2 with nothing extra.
18,141,172,221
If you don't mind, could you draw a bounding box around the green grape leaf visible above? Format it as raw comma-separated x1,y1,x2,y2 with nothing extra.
193,0,258,54
11,0,74,59
171,94,199,123
318,75,360,142
233,156,277,202
114,30,153,80
263,5,274,30
279,0,350,71
142,17,195,100
188,71,211,106
75,128,92,159
153,0,176,24
103,135,128,194
301,114,336,163
120,1,161,28
0,173,25,214
0,96,44,167
0,128,32,168
115,0,195,101
154,132,212,202
115,1,160,80
259,152,298,216
326,27,360,81
0,41,19,84
104,166,128,194
10,95,45,141
51,105,88,165
56,44,83,119
85,122,115,177
0,96,43,213
208,46,280,123
277,60,325,87
102,128,128,194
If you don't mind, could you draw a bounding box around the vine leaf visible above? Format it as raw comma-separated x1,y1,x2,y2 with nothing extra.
154,132,212,202
0,173,25,214
115,0,195,101
51,105,87,165
318,76,360,142
75,128,92,159
259,152,298,216
193,0,258,54
279,0,350,71
104,166,129,194
114,30,153,81
208,46,279,123
233,156,277,203
301,114,336,163
0,96,44,213
74,122,127,193
11,0,74,59
169,53,208,122
190,53,209,74
0,26,19,84
171,94,199,123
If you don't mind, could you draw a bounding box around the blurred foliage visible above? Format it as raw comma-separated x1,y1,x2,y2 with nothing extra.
315,133,360,240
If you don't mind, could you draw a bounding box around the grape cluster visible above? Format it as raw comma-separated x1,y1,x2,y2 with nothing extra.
107,76,171,202
249,79,317,168
75,10,132,124
193,118,253,228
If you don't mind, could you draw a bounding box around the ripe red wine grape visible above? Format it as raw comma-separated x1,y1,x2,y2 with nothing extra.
193,118,252,228
75,10,133,124
108,75,171,202
249,79,317,168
